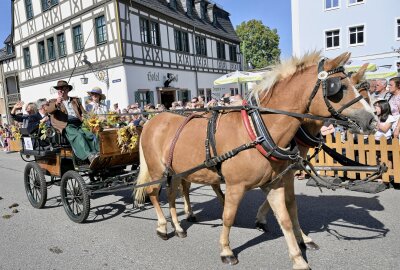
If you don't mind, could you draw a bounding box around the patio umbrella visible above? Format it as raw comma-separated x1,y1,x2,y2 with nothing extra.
213,70,264,86
345,63,377,73
365,67,398,79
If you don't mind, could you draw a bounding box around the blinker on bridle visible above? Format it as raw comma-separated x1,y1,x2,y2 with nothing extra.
306,58,364,123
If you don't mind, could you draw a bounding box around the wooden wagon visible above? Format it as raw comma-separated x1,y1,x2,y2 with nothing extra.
20,127,140,223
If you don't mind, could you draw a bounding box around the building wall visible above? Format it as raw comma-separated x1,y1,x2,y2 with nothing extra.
292,0,400,67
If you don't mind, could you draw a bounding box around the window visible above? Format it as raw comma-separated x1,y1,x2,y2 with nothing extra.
349,0,364,5
397,19,400,39
216,41,225,60
57,33,66,57
25,0,33,20
41,0,58,11
47,37,56,61
140,18,160,46
95,15,107,44
170,0,176,9
38,41,46,64
177,89,191,103
325,0,339,9
200,2,206,20
175,29,189,53
23,47,31,69
6,43,13,55
229,45,237,61
325,30,340,48
73,25,83,52
195,36,207,56
135,90,154,108
186,0,193,17
349,25,364,45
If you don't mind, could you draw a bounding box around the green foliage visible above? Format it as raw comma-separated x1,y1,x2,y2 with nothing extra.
236,20,281,69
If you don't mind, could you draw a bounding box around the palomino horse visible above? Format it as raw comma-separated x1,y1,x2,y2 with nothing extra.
254,63,372,251
135,52,377,269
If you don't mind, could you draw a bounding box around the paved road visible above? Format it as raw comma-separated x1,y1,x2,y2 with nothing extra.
1,151,400,270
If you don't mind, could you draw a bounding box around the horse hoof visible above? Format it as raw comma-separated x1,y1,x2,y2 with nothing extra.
304,241,319,250
186,215,197,223
157,231,168,240
175,230,187,238
221,255,238,265
255,222,269,233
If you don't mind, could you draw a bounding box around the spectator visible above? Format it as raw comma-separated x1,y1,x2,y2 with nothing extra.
86,87,108,114
388,77,400,138
0,125,4,148
10,101,42,134
37,98,50,126
367,79,377,95
112,103,121,114
373,99,398,142
320,123,335,136
374,79,391,100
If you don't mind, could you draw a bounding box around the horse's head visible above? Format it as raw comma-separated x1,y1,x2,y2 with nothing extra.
350,63,371,105
307,52,377,134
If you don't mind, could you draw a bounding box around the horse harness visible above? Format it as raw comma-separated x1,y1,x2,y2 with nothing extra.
135,60,362,190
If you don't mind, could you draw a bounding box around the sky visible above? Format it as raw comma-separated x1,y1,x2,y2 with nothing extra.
0,0,292,57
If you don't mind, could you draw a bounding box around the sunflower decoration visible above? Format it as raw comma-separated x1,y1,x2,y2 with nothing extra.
106,111,120,127
11,125,22,141
82,113,104,135
38,122,48,140
117,125,139,153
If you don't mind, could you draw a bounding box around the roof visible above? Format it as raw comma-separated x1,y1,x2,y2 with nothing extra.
4,34,12,44
132,0,240,43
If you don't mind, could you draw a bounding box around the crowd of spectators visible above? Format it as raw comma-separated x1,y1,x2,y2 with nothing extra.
321,76,400,143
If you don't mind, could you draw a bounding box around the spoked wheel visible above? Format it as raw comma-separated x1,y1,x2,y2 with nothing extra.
24,162,47,209
60,170,90,223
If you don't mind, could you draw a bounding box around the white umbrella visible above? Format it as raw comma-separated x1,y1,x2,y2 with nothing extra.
213,70,264,86
365,66,398,79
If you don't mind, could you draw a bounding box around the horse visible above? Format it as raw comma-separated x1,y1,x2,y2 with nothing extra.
134,52,377,269
254,63,372,251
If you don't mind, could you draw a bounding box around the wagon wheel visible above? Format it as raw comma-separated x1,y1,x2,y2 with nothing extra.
24,162,47,209
60,170,90,223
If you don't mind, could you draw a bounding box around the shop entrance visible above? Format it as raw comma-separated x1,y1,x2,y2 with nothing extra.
159,88,176,109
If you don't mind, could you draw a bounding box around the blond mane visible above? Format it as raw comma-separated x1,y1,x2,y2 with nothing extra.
250,51,323,100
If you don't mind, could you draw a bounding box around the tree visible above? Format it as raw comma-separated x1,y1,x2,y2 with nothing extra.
236,20,281,69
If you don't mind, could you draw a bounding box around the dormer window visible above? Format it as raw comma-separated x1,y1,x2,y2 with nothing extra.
6,43,13,55
170,0,176,9
186,0,193,17
200,2,206,20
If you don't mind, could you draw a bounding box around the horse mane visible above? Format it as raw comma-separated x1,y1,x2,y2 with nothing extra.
250,51,323,101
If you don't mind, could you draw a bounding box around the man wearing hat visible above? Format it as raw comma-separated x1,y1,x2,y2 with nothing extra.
47,80,100,168
86,86,108,114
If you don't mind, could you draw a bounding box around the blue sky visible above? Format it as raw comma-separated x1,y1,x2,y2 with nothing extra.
0,0,292,57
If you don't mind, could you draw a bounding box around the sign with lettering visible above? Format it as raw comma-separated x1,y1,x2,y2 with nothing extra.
147,72,160,82
112,79,121,83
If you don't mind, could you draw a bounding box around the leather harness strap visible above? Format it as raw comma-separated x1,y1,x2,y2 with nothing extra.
164,113,203,184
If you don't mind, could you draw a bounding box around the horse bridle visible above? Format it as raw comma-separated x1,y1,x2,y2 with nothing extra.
305,58,365,123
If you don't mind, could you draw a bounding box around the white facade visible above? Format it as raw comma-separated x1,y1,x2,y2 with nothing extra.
292,0,400,70
1,0,241,111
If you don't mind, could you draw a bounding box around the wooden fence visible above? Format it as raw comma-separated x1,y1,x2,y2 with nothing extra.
308,132,399,183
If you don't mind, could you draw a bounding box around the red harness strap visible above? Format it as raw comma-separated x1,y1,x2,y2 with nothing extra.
240,100,281,162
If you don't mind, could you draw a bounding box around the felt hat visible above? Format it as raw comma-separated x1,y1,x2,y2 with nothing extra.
87,86,106,100
54,80,73,91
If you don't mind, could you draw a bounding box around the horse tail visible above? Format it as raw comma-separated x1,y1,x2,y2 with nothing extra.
134,138,151,207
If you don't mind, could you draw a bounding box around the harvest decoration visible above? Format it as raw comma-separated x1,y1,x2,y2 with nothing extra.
106,111,120,127
38,122,48,140
117,125,139,153
11,125,21,141
82,113,104,135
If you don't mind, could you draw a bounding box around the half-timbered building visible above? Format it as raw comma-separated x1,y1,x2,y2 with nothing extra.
1,0,241,113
